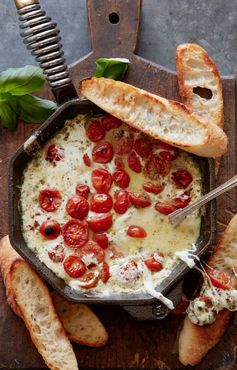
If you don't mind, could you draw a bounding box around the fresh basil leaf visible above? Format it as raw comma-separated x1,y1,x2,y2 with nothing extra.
0,96,17,130
0,65,45,96
94,58,130,80
15,94,57,123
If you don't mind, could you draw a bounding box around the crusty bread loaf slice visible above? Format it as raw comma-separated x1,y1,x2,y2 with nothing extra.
0,236,78,370
80,77,227,158
52,291,108,347
179,214,237,366
176,43,223,129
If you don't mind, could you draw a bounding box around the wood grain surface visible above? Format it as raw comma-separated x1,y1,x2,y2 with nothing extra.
0,0,237,369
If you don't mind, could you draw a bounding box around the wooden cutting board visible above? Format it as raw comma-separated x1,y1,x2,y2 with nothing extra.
0,1,237,368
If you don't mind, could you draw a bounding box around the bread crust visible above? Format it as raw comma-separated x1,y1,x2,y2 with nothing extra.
176,43,223,129
80,77,227,158
179,214,237,366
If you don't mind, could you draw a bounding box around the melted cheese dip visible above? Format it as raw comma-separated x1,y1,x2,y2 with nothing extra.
21,114,202,302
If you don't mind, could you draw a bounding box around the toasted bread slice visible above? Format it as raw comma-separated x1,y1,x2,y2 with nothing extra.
179,214,237,366
80,77,227,158
0,236,78,370
52,291,108,347
176,43,223,129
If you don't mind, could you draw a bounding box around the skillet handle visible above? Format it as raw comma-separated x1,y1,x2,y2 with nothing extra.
14,0,77,104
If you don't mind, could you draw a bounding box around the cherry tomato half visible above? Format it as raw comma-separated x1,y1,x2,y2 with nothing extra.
114,156,125,170
127,225,147,238
91,168,113,193
62,220,89,248
66,195,89,220
93,232,109,249
101,114,122,131
113,130,134,155
145,257,163,272
155,203,176,215
134,137,153,158
130,192,151,208
90,193,113,213
45,144,64,162
63,255,86,278
48,244,65,263
113,169,130,188
114,190,130,214
39,220,61,240
171,191,191,209
154,156,171,176
83,153,91,167
92,142,113,163
87,213,113,232
39,189,62,212
78,271,99,289
101,262,110,283
86,120,105,142
75,184,90,199
154,141,178,161
142,182,164,195
79,241,105,265
128,151,142,173
206,268,232,290
171,169,193,189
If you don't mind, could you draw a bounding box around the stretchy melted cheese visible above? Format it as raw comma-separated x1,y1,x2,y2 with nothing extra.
21,114,202,303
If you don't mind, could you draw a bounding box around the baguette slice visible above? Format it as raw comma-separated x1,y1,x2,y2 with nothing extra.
52,291,108,347
179,214,237,366
176,43,223,129
80,77,227,158
0,236,78,370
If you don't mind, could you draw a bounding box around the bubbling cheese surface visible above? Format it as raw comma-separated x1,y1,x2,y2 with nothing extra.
21,114,202,302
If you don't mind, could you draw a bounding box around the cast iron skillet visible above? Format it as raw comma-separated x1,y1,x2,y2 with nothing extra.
9,0,216,320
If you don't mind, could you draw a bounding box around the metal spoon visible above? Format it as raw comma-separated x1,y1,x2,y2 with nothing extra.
169,174,237,227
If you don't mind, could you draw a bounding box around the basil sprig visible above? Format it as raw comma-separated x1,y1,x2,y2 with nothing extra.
0,65,57,130
94,58,130,80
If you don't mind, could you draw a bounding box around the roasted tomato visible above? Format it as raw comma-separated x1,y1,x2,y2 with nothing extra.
145,157,160,180
155,203,176,215
113,169,130,188
92,142,113,163
39,220,61,240
87,213,113,232
63,255,86,278
171,169,193,189
134,137,153,158
171,191,191,209
91,168,113,193
154,141,178,161
101,262,110,283
75,184,90,199
48,244,65,263
145,256,163,272
86,120,105,142
45,144,64,162
39,189,62,212
79,241,105,266
90,193,113,213
154,156,171,176
114,156,125,170
127,225,147,238
62,220,88,248
78,271,99,289
113,130,134,155
83,153,91,167
114,190,130,214
206,268,232,290
128,151,142,173
66,195,89,220
142,181,164,195
93,232,109,249
171,295,189,315
101,114,122,131
130,192,151,208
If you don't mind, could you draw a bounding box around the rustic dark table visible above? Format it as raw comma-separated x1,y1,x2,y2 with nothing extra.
0,1,237,370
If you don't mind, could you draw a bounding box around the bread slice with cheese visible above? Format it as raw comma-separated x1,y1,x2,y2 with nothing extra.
80,77,227,158
179,214,237,366
176,43,223,129
0,236,78,370
52,291,108,347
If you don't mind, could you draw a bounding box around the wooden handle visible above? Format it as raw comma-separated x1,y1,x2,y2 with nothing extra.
87,0,141,56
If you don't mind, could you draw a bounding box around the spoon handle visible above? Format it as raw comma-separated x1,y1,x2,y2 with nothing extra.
169,174,237,227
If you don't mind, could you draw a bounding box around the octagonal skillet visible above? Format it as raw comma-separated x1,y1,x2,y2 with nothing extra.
9,0,216,320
